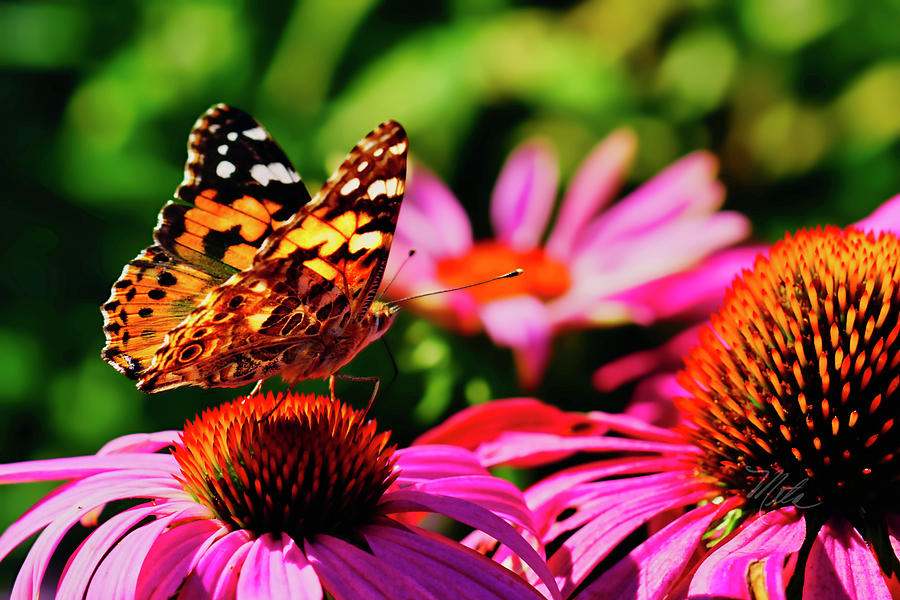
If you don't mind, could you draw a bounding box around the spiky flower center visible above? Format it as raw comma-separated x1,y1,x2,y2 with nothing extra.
173,393,396,540
678,227,900,519
437,240,570,303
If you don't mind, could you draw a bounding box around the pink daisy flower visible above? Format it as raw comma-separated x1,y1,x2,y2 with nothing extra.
387,130,749,388
0,392,560,599
418,226,900,598
593,193,900,427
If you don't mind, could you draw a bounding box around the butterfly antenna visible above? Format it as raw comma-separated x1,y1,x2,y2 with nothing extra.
385,269,523,307
379,249,416,300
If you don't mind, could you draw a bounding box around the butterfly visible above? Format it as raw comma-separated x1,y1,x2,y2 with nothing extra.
101,104,407,395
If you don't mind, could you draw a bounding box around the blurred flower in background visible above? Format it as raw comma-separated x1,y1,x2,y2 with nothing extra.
0,393,557,599
387,131,749,388
418,225,900,598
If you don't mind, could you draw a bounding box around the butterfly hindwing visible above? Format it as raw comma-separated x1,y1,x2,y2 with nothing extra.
155,104,312,276
135,121,408,392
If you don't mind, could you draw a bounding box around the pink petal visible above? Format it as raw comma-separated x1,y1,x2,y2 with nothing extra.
607,245,764,323
97,431,182,455
398,162,473,257
85,512,181,599
413,399,603,467
578,151,723,246
395,474,538,536
180,530,254,599
136,519,227,599
0,453,177,483
364,523,545,599
575,500,729,599
546,129,636,260
479,296,552,389
524,457,694,516
804,518,893,599
689,508,806,599
491,141,559,250
852,193,900,236
306,534,438,599
379,490,562,599
393,445,490,483
548,480,713,598
57,503,169,598
0,472,184,564
237,534,323,600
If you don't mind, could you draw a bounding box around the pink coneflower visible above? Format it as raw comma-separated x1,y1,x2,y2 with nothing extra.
0,392,560,599
593,194,900,427
419,227,900,599
387,130,749,388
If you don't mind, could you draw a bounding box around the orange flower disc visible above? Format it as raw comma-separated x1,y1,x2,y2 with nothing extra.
173,393,396,540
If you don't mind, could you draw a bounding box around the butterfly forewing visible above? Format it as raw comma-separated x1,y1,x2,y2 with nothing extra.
102,105,312,380
119,117,408,393
155,104,312,276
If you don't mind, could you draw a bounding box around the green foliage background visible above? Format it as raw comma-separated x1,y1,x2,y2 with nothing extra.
1,0,900,585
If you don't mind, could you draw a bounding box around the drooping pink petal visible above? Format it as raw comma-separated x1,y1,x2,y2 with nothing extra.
380,489,562,600
576,152,723,247
397,475,538,536
608,244,764,323
583,409,691,444
180,530,254,599
575,499,733,600
306,534,438,599
852,193,900,236
392,445,491,483
85,512,181,599
545,129,636,261
236,534,324,600
136,519,227,599
364,523,545,599
491,141,559,250
548,480,713,598
524,457,696,516
413,399,603,467
0,454,177,484
622,374,685,428
689,508,806,600
96,431,182,455
397,163,473,257
0,472,184,564
479,296,552,389
57,502,172,598
803,518,894,599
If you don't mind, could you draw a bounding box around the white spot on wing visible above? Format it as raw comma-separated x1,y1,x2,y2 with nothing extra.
243,126,267,141
217,144,228,155
227,132,238,141
341,178,360,195
389,141,407,155
357,161,369,172
250,162,299,186
367,179,387,199
217,161,236,178
373,148,384,157
384,177,399,196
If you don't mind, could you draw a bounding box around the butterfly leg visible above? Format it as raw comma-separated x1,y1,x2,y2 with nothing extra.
250,380,264,395
328,374,336,402
332,372,381,415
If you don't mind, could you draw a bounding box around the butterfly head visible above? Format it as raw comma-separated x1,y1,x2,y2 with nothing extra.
367,300,400,343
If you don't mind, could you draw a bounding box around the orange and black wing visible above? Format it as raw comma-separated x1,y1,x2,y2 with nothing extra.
134,121,408,392
102,105,311,380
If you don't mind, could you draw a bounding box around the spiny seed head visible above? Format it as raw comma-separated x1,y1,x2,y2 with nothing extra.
173,392,396,541
678,227,900,520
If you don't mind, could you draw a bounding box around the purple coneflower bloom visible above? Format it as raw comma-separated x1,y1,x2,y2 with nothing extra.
386,130,749,388
0,392,560,599
419,227,900,598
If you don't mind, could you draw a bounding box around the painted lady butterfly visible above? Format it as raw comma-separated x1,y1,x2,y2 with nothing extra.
102,104,407,393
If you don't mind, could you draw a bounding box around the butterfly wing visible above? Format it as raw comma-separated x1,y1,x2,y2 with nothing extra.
136,121,408,392
102,105,311,380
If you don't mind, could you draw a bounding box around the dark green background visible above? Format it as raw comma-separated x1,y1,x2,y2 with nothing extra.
2,0,900,585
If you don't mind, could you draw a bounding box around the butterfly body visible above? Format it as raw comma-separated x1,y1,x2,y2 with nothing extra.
102,105,406,393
